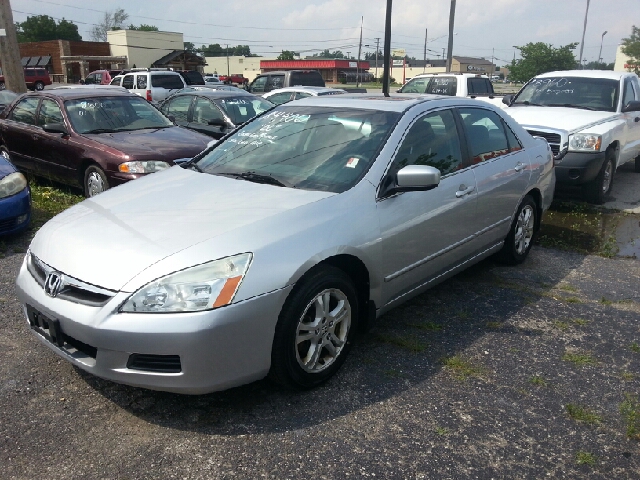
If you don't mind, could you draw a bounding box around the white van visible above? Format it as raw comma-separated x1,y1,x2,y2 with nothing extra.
120,70,186,104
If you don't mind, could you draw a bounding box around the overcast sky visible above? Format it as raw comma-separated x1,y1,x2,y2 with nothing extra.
12,0,635,65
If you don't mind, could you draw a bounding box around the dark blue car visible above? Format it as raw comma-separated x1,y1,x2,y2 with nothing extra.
0,151,30,235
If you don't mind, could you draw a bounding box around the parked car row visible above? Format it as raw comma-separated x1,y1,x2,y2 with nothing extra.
3,68,640,398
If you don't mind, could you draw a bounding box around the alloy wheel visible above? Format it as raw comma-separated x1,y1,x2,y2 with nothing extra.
602,160,613,194
514,205,535,255
86,171,105,197
295,288,351,373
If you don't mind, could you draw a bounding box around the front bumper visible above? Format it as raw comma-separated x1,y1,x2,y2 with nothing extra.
15,256,292,394
0,187,31,235
555,151,606,186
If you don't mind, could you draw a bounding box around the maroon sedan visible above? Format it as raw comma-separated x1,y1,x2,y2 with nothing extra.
0,88,211,197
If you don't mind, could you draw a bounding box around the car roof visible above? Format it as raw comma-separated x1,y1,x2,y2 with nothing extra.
27,87,136,100
536,70,633,80
266,86,343,95
166,89,257,99
281,93,478,112
411,72,489,79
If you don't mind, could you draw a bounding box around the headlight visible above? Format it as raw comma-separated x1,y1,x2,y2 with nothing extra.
569,134,602,152
0,172,27,199
120,253,252,313
118,161,170,173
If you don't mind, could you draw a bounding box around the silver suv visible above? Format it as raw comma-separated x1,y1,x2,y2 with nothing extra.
120,69,186,104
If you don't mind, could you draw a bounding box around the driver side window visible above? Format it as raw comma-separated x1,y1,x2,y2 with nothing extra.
623,78,637,106
391,109,463,176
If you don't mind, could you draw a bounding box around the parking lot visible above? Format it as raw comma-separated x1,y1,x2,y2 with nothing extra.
1,170,639,479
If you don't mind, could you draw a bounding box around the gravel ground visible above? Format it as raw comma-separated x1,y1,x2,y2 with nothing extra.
1,245,639,479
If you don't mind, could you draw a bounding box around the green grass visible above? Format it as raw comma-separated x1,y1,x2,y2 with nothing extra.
434,426,450,436
621,371,635,381
575,451,597,466
571,318,590,326
565,404,601,424
30,182,84,229
562,351,598,366
485,321,502,329
405,321,443,332
441,356,486,380
564,297,581,304
552,321,569,331
559,284,578,293
529,376,548,387
630,343,640,353
373,333,427,353
620,394,640,440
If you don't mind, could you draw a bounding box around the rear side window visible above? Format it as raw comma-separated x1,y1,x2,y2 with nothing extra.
250,76,268,93
10,97,39,125
24,70,35,78
467,78,490,94
266,75,285,90
37,98,64,126
426,77,457,96
289,71,324,87
161,95,192,123
110,77,121,86
151,74,184,89
459,107,510,163
136,74,148,89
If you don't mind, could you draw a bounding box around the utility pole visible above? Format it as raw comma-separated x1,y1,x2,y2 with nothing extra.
356,16,363,88
445,0,456,73
578,0,590,69
423,28,427,73
382,0,392,96
374,37,380,80
491,47,494,76
226,44,230,77
0,0,26,93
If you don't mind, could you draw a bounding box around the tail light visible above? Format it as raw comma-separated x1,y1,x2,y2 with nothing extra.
146,90,152,102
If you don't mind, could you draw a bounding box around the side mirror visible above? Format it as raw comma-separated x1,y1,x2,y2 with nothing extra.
502,95,513,106
622,100,640,113
384,165,441,197
208,118,227,128
42,123,68,135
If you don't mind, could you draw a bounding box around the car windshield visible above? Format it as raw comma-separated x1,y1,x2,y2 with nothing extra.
214,96,274,125
64,96,173,134
513,76,619,112
194,106,400,193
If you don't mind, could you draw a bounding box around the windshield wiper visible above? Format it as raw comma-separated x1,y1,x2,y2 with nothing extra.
513,101,544,106
546,103,600,111
216,171,288,187
83,128,121,134
138,125,174,130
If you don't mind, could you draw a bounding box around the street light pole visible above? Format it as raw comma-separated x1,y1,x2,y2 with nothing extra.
598,30,608,63
382,0,392,96
445,0,456,72
578,0,591,68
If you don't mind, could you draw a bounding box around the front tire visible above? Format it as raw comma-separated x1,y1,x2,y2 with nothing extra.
582,152,615,204
83,165,109,198
269,266,358,389
495,195,537,265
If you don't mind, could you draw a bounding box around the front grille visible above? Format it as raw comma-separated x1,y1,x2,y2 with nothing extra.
26,304,97,358
127,354,182,373
27,252,116,307
526,130,561,155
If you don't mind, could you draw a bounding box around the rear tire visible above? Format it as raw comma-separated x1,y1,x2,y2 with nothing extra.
269,266,358,389
83,165,109,198
635,155,640,173
582,151,615,204
495,195,537,265
0,82,5,90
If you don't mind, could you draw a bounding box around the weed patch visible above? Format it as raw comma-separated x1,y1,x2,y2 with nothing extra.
441,356,486,380
562,350,597,366
620,394,640,440
405,321,443,332
373,333,427,353
575,451,597,466
565,404,601,424
529,376,548,387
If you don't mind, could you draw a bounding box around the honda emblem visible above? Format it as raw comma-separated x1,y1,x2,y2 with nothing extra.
44,271,63,297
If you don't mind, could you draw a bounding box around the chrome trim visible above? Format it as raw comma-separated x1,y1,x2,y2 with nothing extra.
384,242,504,306
384,218,510,282
27,252,117,305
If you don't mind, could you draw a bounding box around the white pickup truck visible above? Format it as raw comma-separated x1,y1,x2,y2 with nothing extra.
502,70,640,203
397,73,505,107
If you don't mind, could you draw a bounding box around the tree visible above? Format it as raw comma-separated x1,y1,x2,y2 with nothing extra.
311,49,344,59
621,25,640,74
91,8,129,42
509,42,578,83
583,60,614,70
364,50,383,61
184,42,197,53
277,50,296,61
15,15,81,42
128,24,158,31
200,44,253,57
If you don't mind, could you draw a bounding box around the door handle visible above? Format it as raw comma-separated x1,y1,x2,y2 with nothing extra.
514,162,525,172
455,184,475,198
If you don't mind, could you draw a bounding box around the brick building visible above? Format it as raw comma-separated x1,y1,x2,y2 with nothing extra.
12,40,126,83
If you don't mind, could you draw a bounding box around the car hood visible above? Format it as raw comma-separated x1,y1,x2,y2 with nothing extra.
85,126,210,161
29,166,334,291
504,106,617,133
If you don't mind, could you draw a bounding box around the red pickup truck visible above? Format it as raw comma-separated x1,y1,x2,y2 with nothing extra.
218,73,248,86
0,67,52,91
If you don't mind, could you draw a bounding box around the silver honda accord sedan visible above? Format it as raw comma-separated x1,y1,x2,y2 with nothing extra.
16,94,555,394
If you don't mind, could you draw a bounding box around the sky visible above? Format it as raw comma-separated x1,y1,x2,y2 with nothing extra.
11,0,636,66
